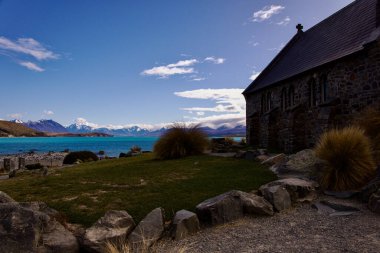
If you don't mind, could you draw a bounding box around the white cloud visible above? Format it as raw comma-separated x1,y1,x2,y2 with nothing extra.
252,5,285,22
8,113,23,119
19,61,44,72
204,56,225,64
277,16,291,26
268,42,286,52
249,71,261,81
0,37,59,61
141,59,197,78
249,42,260,47
192,77,206,81
43,110,54,116
174,88,246,128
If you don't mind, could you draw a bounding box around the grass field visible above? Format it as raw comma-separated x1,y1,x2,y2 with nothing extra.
0,154,276,227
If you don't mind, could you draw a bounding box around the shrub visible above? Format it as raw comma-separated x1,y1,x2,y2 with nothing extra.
153,124,209,159
25,163,44,170
63,151,99,164
315,126,376,191
354,105,380,163
130,145,142,153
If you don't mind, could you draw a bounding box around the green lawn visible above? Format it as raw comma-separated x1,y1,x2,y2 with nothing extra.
0,154,276,227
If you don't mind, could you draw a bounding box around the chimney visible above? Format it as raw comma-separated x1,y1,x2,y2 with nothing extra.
296,23,304,33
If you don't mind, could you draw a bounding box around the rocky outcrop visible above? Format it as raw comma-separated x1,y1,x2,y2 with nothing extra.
262,153,287,167
259,178,318,203
83,210,135,253
195,190,273,226
0,202,79,253
259,185,291,211
128,207,165,252
171,210,200,240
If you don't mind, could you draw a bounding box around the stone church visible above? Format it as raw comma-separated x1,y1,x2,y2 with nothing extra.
243,0,380,153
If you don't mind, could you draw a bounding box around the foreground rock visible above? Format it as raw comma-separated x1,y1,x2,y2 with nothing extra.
259,185,291,211
259,178,318,203
0,202,79,253
261,153,287,167
0,190,16,203
171,210,200,240
270,149,327,179
83,210,135,253
128,207,165,252
195,190,273,226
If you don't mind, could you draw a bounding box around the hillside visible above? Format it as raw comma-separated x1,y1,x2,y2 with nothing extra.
0,120,46,137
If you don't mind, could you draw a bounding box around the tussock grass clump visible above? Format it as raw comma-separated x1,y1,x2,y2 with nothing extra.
354,105,380,163
154,124,209,159
63,151,99,164
315,126,376,191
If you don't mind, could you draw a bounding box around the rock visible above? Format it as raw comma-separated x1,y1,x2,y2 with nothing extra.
171,210,200,240
0,202,79,253
259,178,318,203
360,177,380,202
257,149,268,155
119,151,133,158
274,149,327,179
0,191,16,203
83,210,135,253
312,200,360,216
259,185,291,211
261,153,288,166
324,190,358,199
128,207,165,252
368,189,380,213
239,191,274,216
195,190,273,226
256,155,270,162
234,150,246,159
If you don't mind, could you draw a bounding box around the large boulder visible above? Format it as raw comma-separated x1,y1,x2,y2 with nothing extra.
259,185,291,211
128,207,165,252
83,210,135,253
0,191,16,203
259,178,318,203
0,202,79,253
273,149,326,179
261,153,288,167
195,190,273,226
171,210,200,240
368,189,380,214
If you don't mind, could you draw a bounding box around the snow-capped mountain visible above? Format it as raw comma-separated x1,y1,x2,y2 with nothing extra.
21,118,246,137
23,119,68,133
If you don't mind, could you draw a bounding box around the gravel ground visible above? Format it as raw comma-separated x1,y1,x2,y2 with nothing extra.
155,196,380,253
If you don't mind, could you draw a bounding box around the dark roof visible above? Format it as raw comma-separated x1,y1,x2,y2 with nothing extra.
244,0,380,94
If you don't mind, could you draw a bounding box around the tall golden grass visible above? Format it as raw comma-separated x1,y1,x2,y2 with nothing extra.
315,126,376,191
153,124,209,160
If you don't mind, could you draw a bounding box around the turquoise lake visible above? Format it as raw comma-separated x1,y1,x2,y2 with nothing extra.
0,137,158,156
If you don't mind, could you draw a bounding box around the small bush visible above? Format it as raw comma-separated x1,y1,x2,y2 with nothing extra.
154,124,209,159
354,105,380,163
63,151,99,164
25,163,44,170
315,126,376,191
130,145,142,153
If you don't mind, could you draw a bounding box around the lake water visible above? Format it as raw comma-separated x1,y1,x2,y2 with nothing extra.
0,137,158,157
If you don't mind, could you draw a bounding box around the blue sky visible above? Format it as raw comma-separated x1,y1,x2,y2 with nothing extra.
0,0,353,129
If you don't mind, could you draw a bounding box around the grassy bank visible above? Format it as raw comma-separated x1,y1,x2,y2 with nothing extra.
0,154,276,227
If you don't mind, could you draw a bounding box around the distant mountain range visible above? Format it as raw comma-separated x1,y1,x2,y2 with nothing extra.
16,119,246,137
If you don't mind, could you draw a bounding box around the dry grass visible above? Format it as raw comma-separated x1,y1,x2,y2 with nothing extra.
315,126,377,191
354,105,380,163
154,124,209,160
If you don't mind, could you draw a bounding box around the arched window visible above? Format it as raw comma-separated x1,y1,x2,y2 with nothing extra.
288,85,295,107
309,78,317,107
281,88,287,111
267,92,272,111
320,75,328,103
